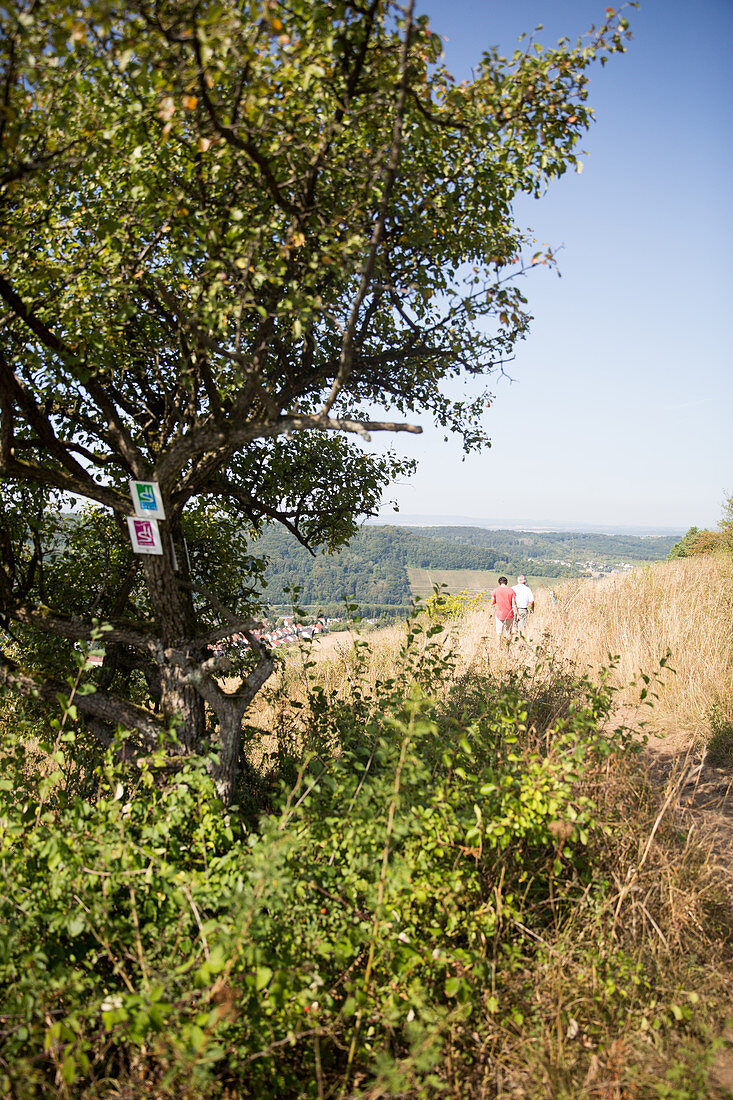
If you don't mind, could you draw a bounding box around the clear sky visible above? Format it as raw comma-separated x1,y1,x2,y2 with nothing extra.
373,0,732,532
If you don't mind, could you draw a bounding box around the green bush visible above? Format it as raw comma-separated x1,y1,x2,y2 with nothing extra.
706,703,733,767
0,621,728,1097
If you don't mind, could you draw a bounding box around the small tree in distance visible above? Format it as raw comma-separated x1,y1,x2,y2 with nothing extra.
720,492,733,553
668,493,733,560
0,0,632,800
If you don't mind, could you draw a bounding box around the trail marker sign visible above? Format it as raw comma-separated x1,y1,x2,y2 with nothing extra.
127,516,164,555
129,480,166,520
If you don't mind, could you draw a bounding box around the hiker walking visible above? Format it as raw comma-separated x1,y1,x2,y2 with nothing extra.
490,576,517,649
512,575,535,639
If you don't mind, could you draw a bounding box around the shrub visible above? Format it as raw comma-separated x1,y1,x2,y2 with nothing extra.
706,703,733,767
0,615,730,1097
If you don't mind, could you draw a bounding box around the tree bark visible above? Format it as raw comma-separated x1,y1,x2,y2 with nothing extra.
140,519,208,752
173,637,276,803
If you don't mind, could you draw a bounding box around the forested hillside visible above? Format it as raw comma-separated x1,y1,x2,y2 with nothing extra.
49,518,678,618
254,525,572,613
413,526,680,563
254,525,680,615
254,526,412,611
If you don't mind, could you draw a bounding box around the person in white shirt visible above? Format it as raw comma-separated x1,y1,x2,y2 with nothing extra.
512,575,534,638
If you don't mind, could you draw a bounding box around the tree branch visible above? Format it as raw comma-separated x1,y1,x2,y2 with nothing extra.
320,0,416,417
0,656,163,747
0,283,145,481
165,644,275,727
0,346,109,493
0,452,127,512
187,29,299,219
8,602,159,652
194,479,317,551
161,412,422,494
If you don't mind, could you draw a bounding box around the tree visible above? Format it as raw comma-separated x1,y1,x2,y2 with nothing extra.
719,492,733,554
669,494,733,560
0,0,632,799
668,527,704,560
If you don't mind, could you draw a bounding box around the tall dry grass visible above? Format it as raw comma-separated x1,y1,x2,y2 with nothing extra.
523,554,733,739
256,554,733,748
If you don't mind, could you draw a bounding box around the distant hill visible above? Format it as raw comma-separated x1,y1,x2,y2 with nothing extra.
253,524,671,615
53,512,678,619
413,527,680,563
254,521,581,611
371,515,686,537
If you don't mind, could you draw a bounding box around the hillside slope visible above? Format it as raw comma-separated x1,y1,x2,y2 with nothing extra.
489,554,732,737
294,553,732,741
253,523,572,610
414,525,680,563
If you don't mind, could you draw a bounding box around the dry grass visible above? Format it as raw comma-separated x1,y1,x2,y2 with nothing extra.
248,554,733,752
524,555,733,741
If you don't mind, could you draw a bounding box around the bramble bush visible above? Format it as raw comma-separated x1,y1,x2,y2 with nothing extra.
424,587,487,624
0,617,729,1098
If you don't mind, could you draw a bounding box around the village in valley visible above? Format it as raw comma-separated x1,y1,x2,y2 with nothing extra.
208,616,343,657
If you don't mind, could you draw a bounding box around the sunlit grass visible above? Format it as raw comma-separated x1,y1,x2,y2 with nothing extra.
255,554,733,752
528,555,733,741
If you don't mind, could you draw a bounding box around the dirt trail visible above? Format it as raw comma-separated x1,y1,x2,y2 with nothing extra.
629,716,733,1094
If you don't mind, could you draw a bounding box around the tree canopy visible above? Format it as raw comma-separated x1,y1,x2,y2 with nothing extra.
0,0,632,798
668,493,733,560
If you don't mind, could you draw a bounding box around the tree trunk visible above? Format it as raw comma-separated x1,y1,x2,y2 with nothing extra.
159,667,208,752
141,519,208,753
210,710,242,804
204,649,276,804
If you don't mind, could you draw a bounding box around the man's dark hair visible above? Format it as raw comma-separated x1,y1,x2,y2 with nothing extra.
498,576,508,585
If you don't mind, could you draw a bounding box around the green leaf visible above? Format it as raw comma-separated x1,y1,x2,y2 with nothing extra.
255,966,273,991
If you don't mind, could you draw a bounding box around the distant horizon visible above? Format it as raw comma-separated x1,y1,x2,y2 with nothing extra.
368,514,686,538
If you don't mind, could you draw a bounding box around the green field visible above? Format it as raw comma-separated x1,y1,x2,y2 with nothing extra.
407,568,563,600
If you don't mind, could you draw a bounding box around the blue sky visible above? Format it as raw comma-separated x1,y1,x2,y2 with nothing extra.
373,0,732,532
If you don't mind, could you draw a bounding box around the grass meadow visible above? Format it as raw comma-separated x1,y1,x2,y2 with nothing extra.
272,553,733,748
406,566,565,599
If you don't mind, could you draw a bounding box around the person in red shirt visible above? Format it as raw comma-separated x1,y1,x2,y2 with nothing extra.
490,576,517,648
